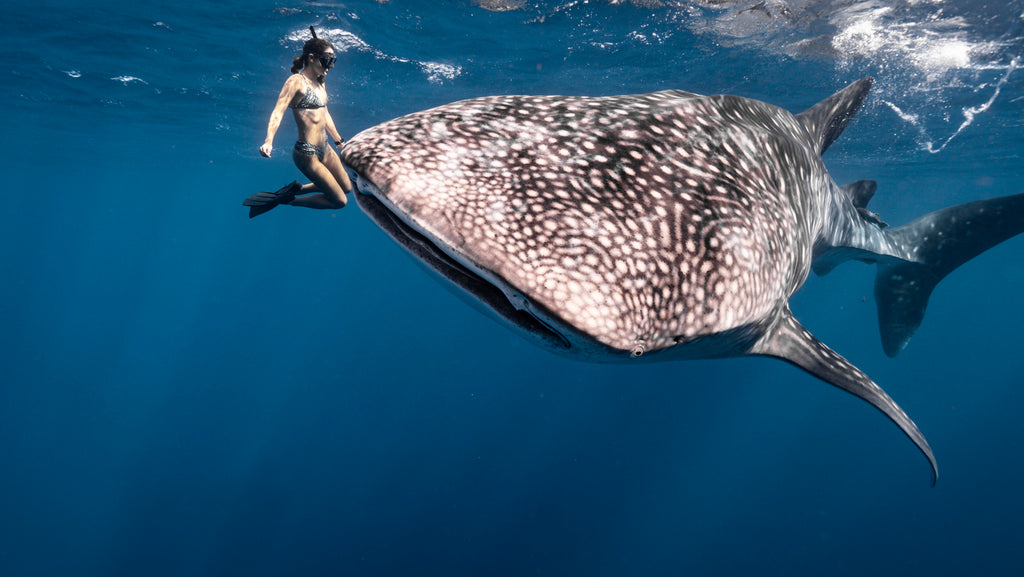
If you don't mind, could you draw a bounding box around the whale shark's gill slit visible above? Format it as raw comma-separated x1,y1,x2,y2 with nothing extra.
354,190,572,351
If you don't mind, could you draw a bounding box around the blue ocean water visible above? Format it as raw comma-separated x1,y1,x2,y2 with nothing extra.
2,0,1023,575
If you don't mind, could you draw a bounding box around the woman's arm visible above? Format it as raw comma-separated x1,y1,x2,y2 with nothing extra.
260,77,300,157
325,108,343,145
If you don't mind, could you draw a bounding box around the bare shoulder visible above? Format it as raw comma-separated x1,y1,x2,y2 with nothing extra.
283,73,304,90
274,74,304,104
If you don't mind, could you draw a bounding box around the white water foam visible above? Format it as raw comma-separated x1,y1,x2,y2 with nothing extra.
829,1,1003,78
829,1,1019,154
111,75,148,85
882,57,1018,153
285,27,463,85
667,1,1019,155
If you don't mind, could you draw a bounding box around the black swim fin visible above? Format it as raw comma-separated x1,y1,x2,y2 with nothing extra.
243,181,301,218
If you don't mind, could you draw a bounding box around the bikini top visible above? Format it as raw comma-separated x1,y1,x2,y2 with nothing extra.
290,74,325,110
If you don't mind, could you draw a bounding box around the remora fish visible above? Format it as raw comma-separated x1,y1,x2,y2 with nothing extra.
340,79,1024,483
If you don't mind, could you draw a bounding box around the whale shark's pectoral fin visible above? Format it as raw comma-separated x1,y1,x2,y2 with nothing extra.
752,307,938,485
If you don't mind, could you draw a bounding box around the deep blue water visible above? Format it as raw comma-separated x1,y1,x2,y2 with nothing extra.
3,1,1023,575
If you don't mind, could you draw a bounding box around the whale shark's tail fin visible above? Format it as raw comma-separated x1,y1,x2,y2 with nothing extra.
796,78,874,156
877,192,1024,356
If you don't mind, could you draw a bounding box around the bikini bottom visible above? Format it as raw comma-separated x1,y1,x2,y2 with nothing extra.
293,140,325,162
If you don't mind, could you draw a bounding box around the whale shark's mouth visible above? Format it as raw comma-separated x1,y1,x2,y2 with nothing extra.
352,180,571,351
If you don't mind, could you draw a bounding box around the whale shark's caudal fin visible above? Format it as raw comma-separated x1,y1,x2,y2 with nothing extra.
752,306,937,485
795,78,874,156
877,192,1024,357
798,80,1024,358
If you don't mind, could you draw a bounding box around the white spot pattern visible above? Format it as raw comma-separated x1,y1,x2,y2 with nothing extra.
342,90,827,354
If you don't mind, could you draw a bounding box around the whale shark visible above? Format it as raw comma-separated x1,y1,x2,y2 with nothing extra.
339,79,1024,484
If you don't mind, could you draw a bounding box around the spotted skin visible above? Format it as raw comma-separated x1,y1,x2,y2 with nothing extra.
341,80,1024,484
344,91,829,355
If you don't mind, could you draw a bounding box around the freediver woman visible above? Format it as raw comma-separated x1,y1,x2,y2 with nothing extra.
244,26,353,218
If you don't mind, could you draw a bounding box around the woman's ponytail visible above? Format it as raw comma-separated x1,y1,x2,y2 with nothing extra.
291,55,304,74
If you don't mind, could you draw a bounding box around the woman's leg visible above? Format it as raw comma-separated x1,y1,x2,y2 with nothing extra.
290,146,350,209
323,146,353,194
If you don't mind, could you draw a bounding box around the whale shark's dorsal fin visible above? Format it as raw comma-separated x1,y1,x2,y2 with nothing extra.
841,180,877,210
841,180,887,227
796,78,874,155
752,306,938,485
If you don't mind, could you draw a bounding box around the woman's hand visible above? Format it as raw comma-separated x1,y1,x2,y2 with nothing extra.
259,143,273,158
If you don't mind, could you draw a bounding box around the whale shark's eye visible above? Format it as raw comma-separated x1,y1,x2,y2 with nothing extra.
630,343,646,357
